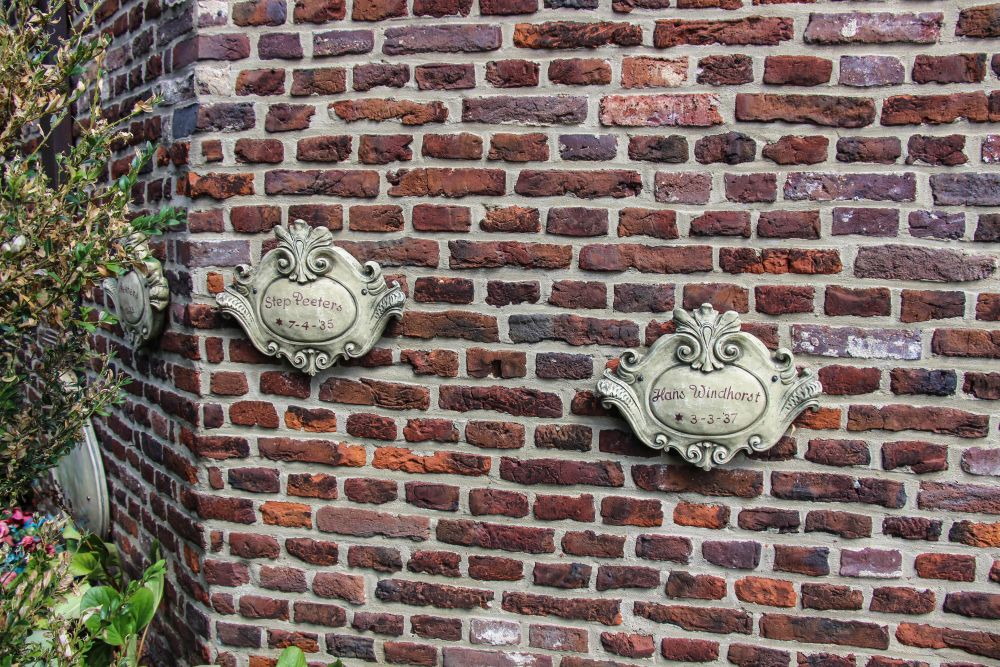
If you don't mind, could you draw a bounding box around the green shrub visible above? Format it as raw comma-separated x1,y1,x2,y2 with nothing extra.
1,520,165,666
0,0,182,504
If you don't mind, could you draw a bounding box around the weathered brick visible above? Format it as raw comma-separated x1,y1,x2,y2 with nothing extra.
487,135,548,164
439,519,554,553
485,60,539,88
848,404,989,438
634,601,751,634
871,587,935,615
840,55,904,87
763,136,828,165
697,54,752,85
332,99,447,126
600,94,722,127
514,21,641,49
958,4,1000,37
737,94,876,128
579,244,712,273
376,579,493,609
919,481,1000,514
785,172,914,201
802,583,863,612
548,58,612,86
772,471,905,508
515,169,640,198
791,324,920,360
464,96,587,125
383,25,501,54
264,169,378,197
856,245,994,282
805,13,942,44
389,168,504,197
764,56,832,86
760,614,889,650
882,92,989,125
654,17,793,47
883,516,941,541
504,592,621,625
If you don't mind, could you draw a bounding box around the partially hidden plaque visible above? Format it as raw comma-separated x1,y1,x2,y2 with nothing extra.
596,304,822,470
52,417,110,538
216,219,405,375
103,233,169,348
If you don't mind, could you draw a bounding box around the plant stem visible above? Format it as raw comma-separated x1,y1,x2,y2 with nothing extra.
136,623,151,666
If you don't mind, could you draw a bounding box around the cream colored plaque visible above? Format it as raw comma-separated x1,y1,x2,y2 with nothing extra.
596,304,822,469
216,220,404,375
103,233,169,348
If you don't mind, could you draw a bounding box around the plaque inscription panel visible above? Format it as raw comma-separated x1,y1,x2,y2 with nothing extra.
259,277,357,342
103,233,169,348
649,364,766,436
597,304,822,469
216,220,405,375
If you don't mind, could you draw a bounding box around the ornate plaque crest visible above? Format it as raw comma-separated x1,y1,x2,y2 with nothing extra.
596,304,822,470
103,233,169,348
216,219,405,375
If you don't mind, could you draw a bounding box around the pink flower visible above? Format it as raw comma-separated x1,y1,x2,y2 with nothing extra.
11,508,24,522
0,521,8,539
0,572,15,587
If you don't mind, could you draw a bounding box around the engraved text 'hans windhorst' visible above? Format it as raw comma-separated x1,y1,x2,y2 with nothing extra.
651,385,763,404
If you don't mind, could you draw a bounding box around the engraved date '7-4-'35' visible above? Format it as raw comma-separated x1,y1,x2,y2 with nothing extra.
259,277,358,343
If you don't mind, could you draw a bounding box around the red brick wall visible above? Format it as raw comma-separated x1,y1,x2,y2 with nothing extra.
88,0,207,661
95,0,1000,664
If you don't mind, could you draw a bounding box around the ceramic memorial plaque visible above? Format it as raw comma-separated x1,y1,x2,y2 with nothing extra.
52,418,110,538
103,233,169,348
216,219,405,375
596,304,822,470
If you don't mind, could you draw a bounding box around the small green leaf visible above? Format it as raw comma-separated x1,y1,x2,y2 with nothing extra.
104,613,134,646
82,585,119,634
69,551,99,576
81,585,119,611
127,586,157,629
276,646,309,667
143,559,166,610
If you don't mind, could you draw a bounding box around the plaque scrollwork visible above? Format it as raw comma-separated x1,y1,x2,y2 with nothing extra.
596,304,822,470
216,219,405,376
103,233,169,348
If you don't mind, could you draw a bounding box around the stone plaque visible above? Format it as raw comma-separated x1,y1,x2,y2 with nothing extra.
103,233,169,348
216,219,405,375
596,304,821,469
52,417,110,538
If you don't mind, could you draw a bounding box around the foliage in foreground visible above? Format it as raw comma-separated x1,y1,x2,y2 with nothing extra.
1,520,165,666
0,0,182,505
197,647,346,667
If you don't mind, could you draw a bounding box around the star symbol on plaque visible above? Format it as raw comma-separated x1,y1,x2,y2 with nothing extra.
275,318,283,325
675,413,683,422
